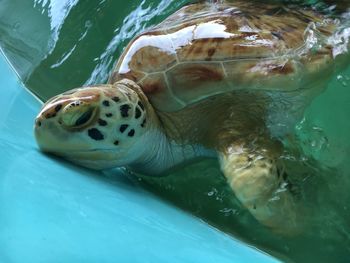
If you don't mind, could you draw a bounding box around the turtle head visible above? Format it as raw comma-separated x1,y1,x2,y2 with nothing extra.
34,80,153,170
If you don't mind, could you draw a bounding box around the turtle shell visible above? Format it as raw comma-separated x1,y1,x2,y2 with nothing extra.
109,2,337,112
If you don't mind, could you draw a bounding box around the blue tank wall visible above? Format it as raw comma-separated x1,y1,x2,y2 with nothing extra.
0,50,279,263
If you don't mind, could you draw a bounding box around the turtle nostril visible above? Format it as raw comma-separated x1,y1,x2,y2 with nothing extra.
34,115,44,126
36,119,42,127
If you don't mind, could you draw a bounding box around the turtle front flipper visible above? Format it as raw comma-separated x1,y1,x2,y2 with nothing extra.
219,142,301,235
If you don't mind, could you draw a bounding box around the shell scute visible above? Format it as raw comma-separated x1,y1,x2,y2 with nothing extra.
113,31,176,76
139,73,183,111
110,70,145,84
167,63,228,103
128,45,177,73
223,59,300,91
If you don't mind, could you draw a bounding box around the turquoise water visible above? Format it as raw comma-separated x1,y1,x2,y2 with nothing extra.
1,0,350,262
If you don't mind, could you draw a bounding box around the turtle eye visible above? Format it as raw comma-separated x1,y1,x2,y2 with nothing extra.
74,108,94,126
61,102,97,129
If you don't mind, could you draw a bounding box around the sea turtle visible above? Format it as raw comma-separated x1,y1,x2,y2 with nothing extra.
34,1,350,234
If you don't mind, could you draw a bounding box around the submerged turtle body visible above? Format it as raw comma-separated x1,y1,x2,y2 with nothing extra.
34,1,350,235
110,2,337,112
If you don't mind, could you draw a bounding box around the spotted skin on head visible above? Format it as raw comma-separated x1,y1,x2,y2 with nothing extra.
34,81,149,169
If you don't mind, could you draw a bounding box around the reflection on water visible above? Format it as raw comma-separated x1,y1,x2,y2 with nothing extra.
34,0,79,52
1,0,350,262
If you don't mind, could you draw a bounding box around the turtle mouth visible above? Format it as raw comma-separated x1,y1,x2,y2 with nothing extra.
68,148,117,154
41,147,119,169
61,150,120,170
44,148,117,156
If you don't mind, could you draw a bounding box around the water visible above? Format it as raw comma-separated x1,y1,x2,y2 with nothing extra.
1,0,350,262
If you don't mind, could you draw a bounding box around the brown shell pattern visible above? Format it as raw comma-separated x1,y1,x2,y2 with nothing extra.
109,1,338,112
